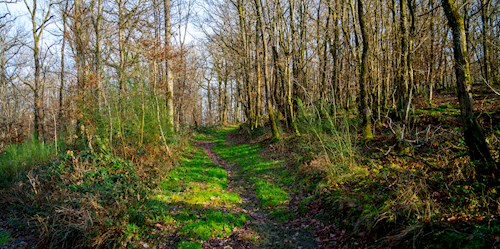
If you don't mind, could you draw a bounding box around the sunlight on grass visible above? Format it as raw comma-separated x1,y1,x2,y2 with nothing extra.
177,241,202,249
179,210,246,240
209,128,292,220
144,143,246,247
0,138,57,186
254,178,290,208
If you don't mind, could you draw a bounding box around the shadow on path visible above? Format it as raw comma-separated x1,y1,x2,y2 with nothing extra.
195,140,317,249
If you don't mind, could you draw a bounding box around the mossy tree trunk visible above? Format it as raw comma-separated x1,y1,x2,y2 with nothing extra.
356,0,373,141
441,0,497,175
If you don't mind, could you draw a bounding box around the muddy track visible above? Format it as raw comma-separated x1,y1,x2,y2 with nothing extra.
194,140,317,249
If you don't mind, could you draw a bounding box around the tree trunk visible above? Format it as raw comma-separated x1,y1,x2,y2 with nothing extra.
59,0,69,123
396,0,413,125
356,0,373,141
441,0,496,173
480,0,491,83
93,0,103,110
255,0,280,141
28,0,52,141
164,0,174,132
207,77,213,125
236,0,255,129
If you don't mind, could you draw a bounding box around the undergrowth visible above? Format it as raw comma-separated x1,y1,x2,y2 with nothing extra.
0,88,186,248
296,104,360,186
0,137,57,187
284,103,500,248
0,136,179,248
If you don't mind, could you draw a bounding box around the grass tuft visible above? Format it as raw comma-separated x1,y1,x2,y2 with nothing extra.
0,137,56,186
296,104,359,186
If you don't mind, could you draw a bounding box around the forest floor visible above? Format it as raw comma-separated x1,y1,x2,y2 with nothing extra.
0,85,498,249
0,127,321,249
140,127,319,248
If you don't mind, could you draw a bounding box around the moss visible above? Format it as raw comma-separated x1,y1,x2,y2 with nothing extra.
363,122,374,141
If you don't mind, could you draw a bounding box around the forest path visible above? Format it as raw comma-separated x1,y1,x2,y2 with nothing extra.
193,129,317,248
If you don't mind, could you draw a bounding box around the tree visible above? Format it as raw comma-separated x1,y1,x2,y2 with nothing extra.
480,0,492,84
164,0,174,132
441,0,496,174
24,0,53,141
254,0,280,141
396,0,415,126
356,0,373,141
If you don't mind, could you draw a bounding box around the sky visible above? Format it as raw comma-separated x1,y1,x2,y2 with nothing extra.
1,0,203,46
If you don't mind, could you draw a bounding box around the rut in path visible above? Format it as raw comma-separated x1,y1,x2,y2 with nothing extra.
195,140,317,249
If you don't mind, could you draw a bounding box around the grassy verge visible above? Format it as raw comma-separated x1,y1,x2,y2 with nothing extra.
0,128,250,248
0,138,57,187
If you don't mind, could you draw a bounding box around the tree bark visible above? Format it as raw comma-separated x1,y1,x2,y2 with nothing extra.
396,0,413,125
255,0,280,141
59,0,68,123
236,0,255,128
26,0,52,141
164,0,174,132
480,0,491,83
441,0,496,172
356,0,373,141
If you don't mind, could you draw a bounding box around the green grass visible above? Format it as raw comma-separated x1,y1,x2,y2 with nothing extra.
0,230,10,245
0,137,56,186
415,103,461,117
177,241,202,249
207,127,293,219
253,178,289,208
142,143,246,248
295,106,359,186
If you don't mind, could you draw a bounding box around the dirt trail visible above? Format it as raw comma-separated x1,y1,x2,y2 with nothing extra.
195,140,317,249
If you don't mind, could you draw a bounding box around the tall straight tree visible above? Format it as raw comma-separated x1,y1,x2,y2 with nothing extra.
480,0,491,83
235,0,255,129
164,0,174,132
59,0,69,122
25,0,53,141
254,0,280,141
91,0,103,109
70,0,91,145
356,0,373,140
441,0,496,173
396,0,414,125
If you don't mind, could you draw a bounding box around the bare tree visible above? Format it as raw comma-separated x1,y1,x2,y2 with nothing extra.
24,0,54,141
441,0,496,173
164,0,174,132
254,0,280,140
356,0,373,140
